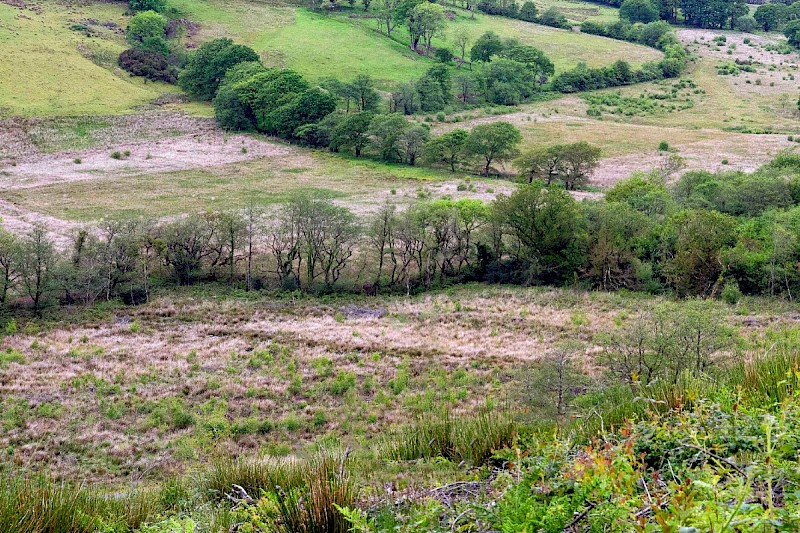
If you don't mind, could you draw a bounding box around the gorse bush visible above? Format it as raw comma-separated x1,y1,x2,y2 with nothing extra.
118,48,177,83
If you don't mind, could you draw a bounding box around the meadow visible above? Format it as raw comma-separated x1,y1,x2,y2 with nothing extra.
0,1,168,117
141,0,662,86
1,283,793,483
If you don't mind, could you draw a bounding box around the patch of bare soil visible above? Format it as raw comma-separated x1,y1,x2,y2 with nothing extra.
0,198,79,248
431,98,587,135
0,112,310,244
336,179,517,216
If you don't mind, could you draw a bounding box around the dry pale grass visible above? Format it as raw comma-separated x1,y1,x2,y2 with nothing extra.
0,286,629,481
1,284,795,483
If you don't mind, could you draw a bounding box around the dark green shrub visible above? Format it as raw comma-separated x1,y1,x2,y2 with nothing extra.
129,0,165,12
119,48,177,83
178,38,260,100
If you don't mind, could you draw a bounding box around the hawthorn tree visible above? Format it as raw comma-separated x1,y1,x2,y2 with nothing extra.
463,122,522,176
423,129,469,172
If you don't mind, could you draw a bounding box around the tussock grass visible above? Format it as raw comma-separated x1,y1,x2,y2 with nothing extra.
203,455,306,500
0,473,159,533
382,409,515,465
203,448,356,533
726,330,800,405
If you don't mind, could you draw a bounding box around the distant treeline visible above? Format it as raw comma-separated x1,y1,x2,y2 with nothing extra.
5,153,800,316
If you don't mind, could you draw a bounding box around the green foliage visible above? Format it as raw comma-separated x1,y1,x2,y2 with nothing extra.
470,31,505,63
755,2,789,32
215,66,335,139
662,209,737,296
493,184,587,283
721,278,742,304
331,112,374,157
735,15,757,32
619,0,658,23
786,19,800,48
179,38,260,101
490,396,800,531
462,121,522,176
518,0,538,22
514,141,602,190
126,11,166,47
129,0,166,12
367,114,409,162
539,7,569,28
673,168,796,216
422,128,469,172
0,347,25,368
147,396,196,430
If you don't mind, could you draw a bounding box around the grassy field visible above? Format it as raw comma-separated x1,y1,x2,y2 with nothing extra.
0,2,169,117
0,283,789,483
536,0,620,23
0,0,657,115
172,0,661,86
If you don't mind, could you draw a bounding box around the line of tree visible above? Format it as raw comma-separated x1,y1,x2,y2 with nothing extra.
5,152,800,316
578,0,800,30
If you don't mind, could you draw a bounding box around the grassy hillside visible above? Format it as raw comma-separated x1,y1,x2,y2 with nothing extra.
0,0,658,114
171,0,662,85
0,2,169,117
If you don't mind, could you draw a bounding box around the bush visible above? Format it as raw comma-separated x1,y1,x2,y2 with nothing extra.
786,20,800,48
178,38,260,101
434,47,454,63
658,140,669,151
213,86,253,130
539,7,569,28
129,0,165,12
735,15,757,33
518,0,537,21
119,48,177,83
127,10,166,46
722,279,742,305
